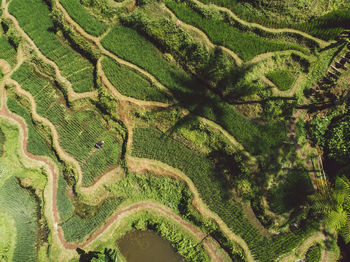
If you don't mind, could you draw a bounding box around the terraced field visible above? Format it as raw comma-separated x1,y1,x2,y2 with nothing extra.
0,0,348,261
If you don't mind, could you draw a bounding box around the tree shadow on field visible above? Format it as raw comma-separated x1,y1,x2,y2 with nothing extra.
76,248,99,262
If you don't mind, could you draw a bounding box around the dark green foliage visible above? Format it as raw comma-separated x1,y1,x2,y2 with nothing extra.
305,244,321,262
327,115,350,164
131,127,317,261
0,177,39,262
267,170,314,214
9,0,94,92
101,57,171,102
166,1,307,60
266,70,296,91
60,0,107,36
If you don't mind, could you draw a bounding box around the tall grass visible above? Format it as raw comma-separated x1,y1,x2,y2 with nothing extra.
60,0,107,36
166,1,307,61
9,0,94,92
101,56,171,102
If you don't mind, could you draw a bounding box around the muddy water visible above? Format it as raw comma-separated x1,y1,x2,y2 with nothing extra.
118,230,185,262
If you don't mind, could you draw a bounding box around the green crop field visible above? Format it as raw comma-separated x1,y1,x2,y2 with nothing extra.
102,56,171,102
166,0,308,61
9,0,95,93
60,0,107,37
0,0,348,260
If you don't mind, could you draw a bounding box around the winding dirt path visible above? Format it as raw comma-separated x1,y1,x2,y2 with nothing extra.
190,0,329,49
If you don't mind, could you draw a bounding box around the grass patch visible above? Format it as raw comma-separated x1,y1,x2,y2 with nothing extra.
0,36,17,67
60,0,107,36
101,56,171,102
9,0,94,92
267,69,296,91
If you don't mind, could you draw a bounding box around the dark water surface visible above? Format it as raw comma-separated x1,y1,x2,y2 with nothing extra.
118,230,185,262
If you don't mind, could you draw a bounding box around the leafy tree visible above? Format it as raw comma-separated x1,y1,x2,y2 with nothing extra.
310,176,350,243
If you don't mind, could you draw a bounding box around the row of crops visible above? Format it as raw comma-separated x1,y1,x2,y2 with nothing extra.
165,0,308,61
131,127,318,261
11,62,122,186
9,0,95,93
59,0,107,37
0,176,39,262
101,56,171,103
197,0,348,40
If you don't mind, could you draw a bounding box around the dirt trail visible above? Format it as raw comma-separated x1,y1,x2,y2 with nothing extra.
127,156,255,262
164,5,242,66
191,0,329,49
96,58,170,108
55,0,171,94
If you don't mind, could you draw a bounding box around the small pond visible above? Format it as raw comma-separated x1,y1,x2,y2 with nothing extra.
118,230,185,262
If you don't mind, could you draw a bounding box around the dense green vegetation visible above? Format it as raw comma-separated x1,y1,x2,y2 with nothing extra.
166,0,308,60
305,244,321,262
101,25,194,94
131,127,318,261
11,62,122,186
0,128,5,156
267,69,296,91
101,56,171,102
0,36,16,66
9,0,95,92
197,0,349,40
60,0,107,36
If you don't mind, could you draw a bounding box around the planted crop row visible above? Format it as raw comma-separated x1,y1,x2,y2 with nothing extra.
60,0,107,37
131,128,317,261
166,1,307,61
11,63,122,186
101,56,171,103
0,37,17,67
61,197,123,242
9,0,95,93
101,25,196,95
0,177,39,262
